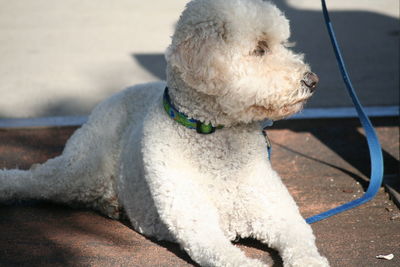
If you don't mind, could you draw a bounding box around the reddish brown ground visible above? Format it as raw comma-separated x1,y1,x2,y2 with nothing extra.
0,117,399,267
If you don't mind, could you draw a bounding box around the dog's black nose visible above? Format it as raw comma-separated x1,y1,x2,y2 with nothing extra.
302,72,319,92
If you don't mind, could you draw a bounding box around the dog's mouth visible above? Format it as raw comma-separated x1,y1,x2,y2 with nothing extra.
248,77,315,119
249,97,309,120
249,105,273,114
250,96,310,111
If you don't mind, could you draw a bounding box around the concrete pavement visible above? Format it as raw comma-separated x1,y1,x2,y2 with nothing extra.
0,0,398,119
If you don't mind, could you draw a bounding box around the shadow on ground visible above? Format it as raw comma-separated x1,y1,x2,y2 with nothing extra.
272,117,400,197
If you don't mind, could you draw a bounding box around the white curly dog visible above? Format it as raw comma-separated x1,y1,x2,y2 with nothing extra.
0,0,329,266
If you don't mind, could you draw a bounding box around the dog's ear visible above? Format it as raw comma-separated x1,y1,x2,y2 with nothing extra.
166,21,227,95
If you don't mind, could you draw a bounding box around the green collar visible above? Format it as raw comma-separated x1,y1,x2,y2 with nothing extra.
163,87,224,134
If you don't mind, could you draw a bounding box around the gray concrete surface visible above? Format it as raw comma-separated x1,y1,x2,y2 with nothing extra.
0,0,398,118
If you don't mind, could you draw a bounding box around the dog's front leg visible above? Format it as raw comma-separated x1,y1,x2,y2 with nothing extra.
237,167,329,267
143,165,267,267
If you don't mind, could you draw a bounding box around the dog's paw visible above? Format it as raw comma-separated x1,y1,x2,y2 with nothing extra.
213,257,268,267
233,258,268,267
288,255,329,267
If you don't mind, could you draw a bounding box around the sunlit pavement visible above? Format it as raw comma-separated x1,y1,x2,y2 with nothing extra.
0,0,398,118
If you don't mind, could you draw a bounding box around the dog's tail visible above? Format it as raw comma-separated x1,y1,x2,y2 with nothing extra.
0,137,122,219
0,89,131,216
0,155,70,203
0,117,122,220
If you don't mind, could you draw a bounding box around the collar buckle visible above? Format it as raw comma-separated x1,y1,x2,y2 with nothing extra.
164,87,223,134
196,121,215,134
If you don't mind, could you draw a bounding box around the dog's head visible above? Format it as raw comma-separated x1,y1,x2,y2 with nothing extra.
166,0,318,123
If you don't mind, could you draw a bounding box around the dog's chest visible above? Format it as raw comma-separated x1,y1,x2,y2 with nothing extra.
186,125,266,183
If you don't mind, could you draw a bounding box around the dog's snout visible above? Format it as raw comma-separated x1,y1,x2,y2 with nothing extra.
302,72,319,92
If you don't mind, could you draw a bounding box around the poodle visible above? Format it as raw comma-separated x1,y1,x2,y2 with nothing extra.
0,0,328,266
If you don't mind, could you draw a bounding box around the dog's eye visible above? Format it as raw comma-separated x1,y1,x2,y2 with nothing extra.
252,40,269,56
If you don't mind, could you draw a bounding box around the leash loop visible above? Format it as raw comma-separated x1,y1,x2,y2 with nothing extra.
305,0,384,224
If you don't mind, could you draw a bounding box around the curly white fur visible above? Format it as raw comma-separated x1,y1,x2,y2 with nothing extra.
0,0,328,266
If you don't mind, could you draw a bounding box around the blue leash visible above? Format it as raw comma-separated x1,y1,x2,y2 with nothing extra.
304,0,384,224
